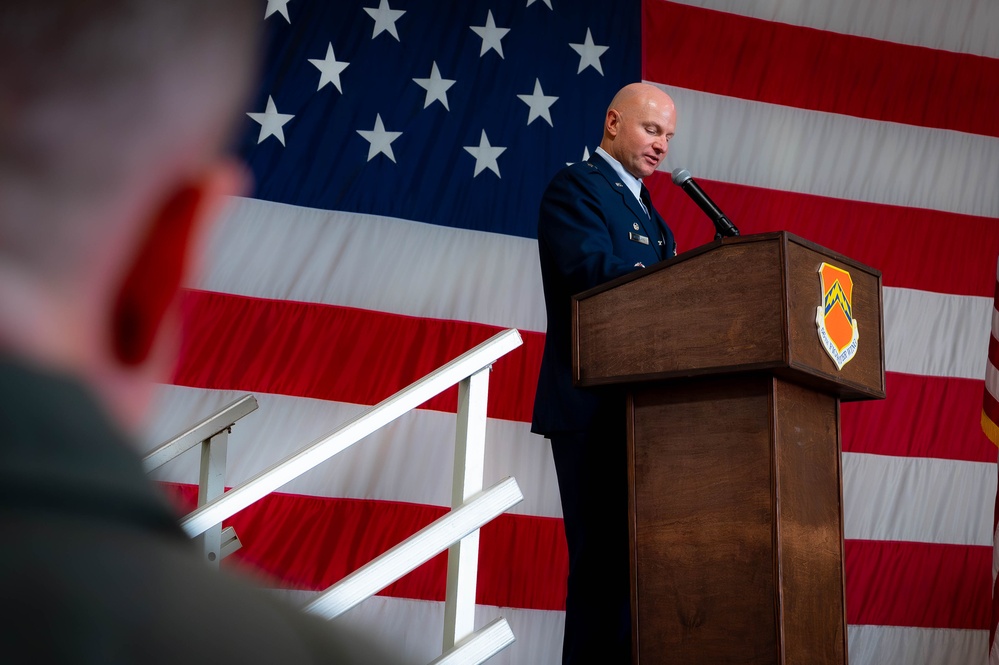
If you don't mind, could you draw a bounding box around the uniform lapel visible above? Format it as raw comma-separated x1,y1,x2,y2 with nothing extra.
588,154,661,257
648,204,675,258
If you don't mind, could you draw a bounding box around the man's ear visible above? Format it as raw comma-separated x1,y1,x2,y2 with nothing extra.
605,109,621,138
110,160,247,367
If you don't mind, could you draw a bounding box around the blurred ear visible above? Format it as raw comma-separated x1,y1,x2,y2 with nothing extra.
110,160,247,367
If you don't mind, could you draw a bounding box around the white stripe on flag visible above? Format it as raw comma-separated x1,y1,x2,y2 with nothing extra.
653,83,999,219
843,452,996,546
667,0,999,57
142,385,563,518
847,624,988,665
884,288,994,380
201,197,545,332
199,199,992,382
146,384,997,549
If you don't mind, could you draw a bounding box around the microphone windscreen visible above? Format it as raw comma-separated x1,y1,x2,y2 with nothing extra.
671,168,692,186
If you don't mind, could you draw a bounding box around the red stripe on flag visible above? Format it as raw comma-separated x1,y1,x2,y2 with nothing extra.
174,291,991,464
642,0,999,137
646,172,999,298
160,483,990,629
844,539,990,630
159,483,568,611
843,374,996,463
173,290,542,423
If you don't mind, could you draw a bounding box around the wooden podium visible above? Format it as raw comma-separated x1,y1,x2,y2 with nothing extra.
572,232,885,664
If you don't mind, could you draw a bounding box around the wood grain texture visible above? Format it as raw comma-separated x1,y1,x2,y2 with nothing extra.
772,379,847,665
574,232,885,401
576,232,878,663
630,377,777,663
628,376,847,665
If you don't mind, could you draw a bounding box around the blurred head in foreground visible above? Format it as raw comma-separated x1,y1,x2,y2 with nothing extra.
0,6,420,664
0,0,259,432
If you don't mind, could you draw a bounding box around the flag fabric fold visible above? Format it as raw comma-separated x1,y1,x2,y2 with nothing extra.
985,257,999,662
983,262,999,445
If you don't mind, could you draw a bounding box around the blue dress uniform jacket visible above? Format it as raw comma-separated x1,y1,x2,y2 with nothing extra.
531,152,675,436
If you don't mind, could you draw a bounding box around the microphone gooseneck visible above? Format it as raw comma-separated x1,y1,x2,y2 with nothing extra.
671,168,740,239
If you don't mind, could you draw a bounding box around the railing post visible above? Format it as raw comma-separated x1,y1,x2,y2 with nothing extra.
443,365,491,651
142,394,257,473
196,428,228,569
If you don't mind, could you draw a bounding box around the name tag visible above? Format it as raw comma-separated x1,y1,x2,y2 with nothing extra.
629,231,649,245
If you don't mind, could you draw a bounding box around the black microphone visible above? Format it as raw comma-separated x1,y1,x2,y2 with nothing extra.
671,168,739,238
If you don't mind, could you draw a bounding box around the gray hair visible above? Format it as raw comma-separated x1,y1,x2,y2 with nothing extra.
0,0,260,278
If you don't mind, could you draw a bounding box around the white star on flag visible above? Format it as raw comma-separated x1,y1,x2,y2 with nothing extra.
470,10,510,59
569,28,609,75
364,0,405,41
357,113,403,163
517,78,558,126
568,146,592,166
308,43,349,93
526,0,553,7
264,0,291,23
246,95,294,146
413,62,456,110
463,130,506,178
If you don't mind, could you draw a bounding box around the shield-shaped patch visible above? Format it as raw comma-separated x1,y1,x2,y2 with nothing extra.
815,262,859,370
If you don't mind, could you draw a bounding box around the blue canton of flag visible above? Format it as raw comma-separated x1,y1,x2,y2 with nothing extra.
240,0,640,239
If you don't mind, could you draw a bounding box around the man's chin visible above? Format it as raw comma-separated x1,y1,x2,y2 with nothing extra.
637,162,659,178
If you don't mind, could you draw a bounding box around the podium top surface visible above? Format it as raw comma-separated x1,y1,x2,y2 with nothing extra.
572,232,886,401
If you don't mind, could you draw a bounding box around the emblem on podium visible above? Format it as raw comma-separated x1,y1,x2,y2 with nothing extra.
816,262,859,369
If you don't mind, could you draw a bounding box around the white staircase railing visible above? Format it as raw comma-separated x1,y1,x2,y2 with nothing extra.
143,394,258,566
142,394,258,473
151,328,524,664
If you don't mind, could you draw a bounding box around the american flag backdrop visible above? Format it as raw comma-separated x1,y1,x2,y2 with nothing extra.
139,0,999,662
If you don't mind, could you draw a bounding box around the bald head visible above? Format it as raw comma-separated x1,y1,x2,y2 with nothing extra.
600,83,677,179
0,1,261,430
0,0,260,280
605,83,675,117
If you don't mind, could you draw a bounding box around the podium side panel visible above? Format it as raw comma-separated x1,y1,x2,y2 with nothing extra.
630,376,778,664
773,379,847,665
